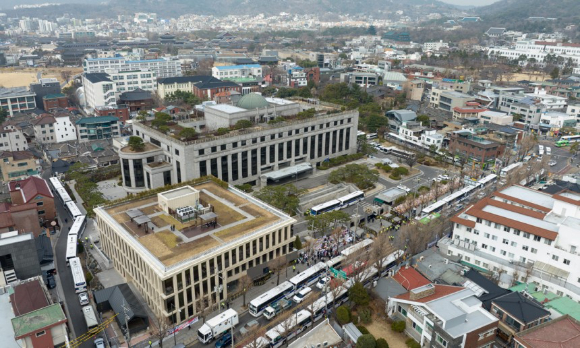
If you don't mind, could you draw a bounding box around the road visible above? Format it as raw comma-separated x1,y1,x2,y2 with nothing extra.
42,170,94,348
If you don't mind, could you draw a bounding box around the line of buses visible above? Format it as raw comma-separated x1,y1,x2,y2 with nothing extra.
309,191,365,216
48,177,88,294
246,239,403,348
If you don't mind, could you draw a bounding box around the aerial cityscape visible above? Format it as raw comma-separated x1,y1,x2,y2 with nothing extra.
1,0,580,348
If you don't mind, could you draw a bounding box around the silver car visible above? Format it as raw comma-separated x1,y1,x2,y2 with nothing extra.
79,292,89,306
94,338,105,348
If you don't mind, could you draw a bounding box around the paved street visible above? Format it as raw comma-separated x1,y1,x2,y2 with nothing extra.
42,170,94,348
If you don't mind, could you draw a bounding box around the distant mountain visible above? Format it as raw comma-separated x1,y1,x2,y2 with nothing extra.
2,0,458,18
477,0,580,22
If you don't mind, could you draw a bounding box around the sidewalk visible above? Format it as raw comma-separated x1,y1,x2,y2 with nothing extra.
132,263,310,348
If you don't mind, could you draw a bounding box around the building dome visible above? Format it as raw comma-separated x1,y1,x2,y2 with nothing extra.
236,93,269,110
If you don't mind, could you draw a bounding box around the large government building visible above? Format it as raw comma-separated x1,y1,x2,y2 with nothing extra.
95,180,295,323
119,94,359,192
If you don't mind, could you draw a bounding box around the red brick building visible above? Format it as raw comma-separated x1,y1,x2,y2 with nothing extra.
95,105,130,123
42,94,69,111
448,130,505,168
10,279,68,348
304,67,320,84
9,176,56,222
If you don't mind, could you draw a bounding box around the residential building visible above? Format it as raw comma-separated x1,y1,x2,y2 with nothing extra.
32,114,76,144
383,72,408,90
387,283,498,348
121,96,358,191
42,94,69,111
95,181,296,324
440,185,580,302
391,122,444,150
8,176,56,222
478,111,513,126
76,116,121,142
10,278,67,348
436,79,471,94
430,88,474,112
118,89,153,113
539,111,576,130
407,80,425,101
423,40,449,51
448,130,505,167
30,78,61,111
453,103,489,121
95,105,130,122
0,87,37,116
308,52,338,68
191,78,242,100
490,292,550,344
498,94,545,125
83,56,181,78
93,284,149,335
0,234,41,280
341,72,380,86
211,64,262,80
514,315,580,348
0,151,41,181
288,66,307,88
566,104,580,123
0,124,28,152
82,73,115,110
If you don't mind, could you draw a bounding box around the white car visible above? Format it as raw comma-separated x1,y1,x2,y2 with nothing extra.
293,287,313,304
79,292,89,306
439,174,450,180
397,185,410,193
432,176,442,182
316,277,330,290
549,161,557,167
94,338,105,348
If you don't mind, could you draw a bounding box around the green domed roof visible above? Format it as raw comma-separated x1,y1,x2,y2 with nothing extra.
236,93,269,110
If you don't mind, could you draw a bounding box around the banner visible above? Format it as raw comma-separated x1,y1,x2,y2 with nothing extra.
167,316,199,336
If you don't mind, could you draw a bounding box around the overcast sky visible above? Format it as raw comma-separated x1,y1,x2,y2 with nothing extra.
439,0,500,5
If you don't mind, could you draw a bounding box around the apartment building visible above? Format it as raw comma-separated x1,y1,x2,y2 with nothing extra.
391,122,444,150
288,66,307,87
95,182,295,324
0,151,40,181
0,87,37,116
83,56,181,78
387,282,498,348
439,185,580,302
32,114,76,144
0,124,28,152
82,70,157,111
430,88,474,111
121,96,358,192
76,116,121,142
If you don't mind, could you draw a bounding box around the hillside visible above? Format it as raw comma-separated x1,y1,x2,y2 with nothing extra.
3,0,458,18
478,0,580,22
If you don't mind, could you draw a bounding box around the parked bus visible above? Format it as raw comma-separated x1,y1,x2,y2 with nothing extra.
54,186,73,205
65,201,83,219
82,305,98,330
68,215,87,238
340,239,373,258
289,262,327,291
557,135,580,146
325,255,345,270
249,281,294,317
500,162,523,177
70,257,87,293
265,310,313,348
337,191,365,207
48,177,64,191
65,234,78,266
310,200,341,215
555,139,569,147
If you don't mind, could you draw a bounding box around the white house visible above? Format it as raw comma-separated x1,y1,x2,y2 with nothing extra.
540,111,577,129
0,125,28,152
440,185,580,302
478,111,513,125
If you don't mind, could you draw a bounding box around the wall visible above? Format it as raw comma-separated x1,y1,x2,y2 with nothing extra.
0,236,41,279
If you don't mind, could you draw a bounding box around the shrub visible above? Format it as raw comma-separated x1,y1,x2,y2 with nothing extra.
405,339,420,348
216,127,230,135
441,180,448,185
293,236,303,250
393,167,409,176
389,173,401,180
360,307,372,324
391,320,406,333
352,315,359,325
349,282,370,306
376,338,389,348
85,271,93,285
337,305,351,324
356,334,376,348
357,326,370,335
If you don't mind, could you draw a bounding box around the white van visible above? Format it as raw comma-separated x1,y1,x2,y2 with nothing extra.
523,156,532,163
292,287,312,304
546,147,552,155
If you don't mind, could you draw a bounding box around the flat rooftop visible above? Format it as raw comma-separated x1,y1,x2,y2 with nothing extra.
99,181,294,270
499,186,555,209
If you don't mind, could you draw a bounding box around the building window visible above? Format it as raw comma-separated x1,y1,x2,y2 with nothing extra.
533,236,541,242
552,255,559,261
36,202,43,206
35,330,46,337
503,239,509,245
564,259,571,265
38,210,45,215
436,334,448,347
531,248,537,254
175,148,180,156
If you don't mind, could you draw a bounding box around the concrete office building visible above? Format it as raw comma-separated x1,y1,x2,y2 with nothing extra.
440,185,580,302
83,57,181,78
0,87,37,116
95,181,295,323
120,95,358,192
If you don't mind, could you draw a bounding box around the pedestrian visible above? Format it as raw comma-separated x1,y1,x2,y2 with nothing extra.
188,324,191,330
293,265,296,273
149,340,152,347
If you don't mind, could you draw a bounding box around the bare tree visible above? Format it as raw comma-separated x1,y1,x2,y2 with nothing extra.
195,296,212,324
239,275,254,307
150,312,171,348
268,255,288,286
370,233,393,276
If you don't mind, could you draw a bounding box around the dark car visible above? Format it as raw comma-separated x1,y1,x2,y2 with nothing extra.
46,274,56,289
215,332,233,348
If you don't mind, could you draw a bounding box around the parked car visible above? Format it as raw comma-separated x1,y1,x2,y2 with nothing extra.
549,161,557,167
316,277,330,290
439,174,450,180
292,287,313,304
94,338,105,348
79,292,89,306
397,185,410,193
46,274,56,289
215,332,233,348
